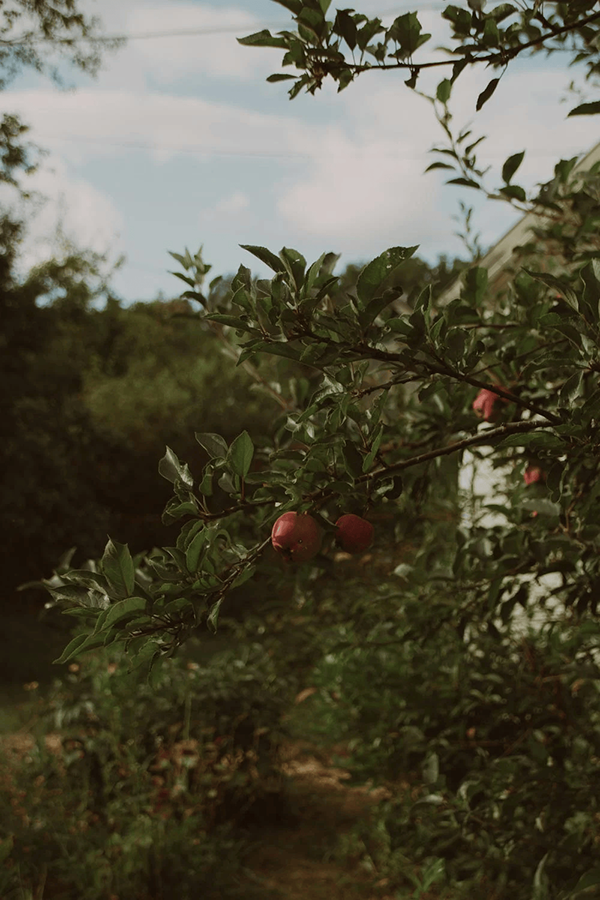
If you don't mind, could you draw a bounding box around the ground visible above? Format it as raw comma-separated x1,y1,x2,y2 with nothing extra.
0,727,397,900
246,739,393,899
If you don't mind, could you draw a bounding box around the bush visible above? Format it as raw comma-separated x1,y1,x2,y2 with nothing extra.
308,614,600,899
0,637,296,899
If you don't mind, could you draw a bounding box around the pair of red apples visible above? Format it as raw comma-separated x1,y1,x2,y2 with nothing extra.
271,511,373,563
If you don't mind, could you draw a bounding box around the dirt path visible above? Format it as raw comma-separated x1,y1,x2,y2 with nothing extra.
245,740,394,900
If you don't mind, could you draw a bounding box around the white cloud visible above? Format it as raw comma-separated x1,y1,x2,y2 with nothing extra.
8,156,124,276
2,87,307,164
213,191,250,214
124,3,276,84
275,79,451,254
275,56,598,260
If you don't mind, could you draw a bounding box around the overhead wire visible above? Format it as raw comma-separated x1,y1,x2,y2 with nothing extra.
34,133,588,160
0,8,441,45
1,4,592,45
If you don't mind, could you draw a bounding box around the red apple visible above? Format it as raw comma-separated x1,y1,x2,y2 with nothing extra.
335,514,374,554
472,386,510,421
524,465,544,485
271,511,322,563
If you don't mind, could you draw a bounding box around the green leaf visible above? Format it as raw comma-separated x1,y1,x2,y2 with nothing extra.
489,3,516,22
205,314,255,332
436,78,452,103
159,446,194,487
360,289,403,328
342,441,364,479
240,244,286,274
523,269,579,310
65,569,111,594
451,57,469,82
238,340,302,363
198,467,214,497
266,73,296,82
537,312,562,327
496,432,561,450
228,430,254,478
195,432,228,458
48,584,102,607
502,150,525,184
580,258,600,323
521,498,561,517
169,270,196,288
218,471,238,494
363,424,384,472
482,17,499,47
279,246,306,288
61,608,97,619
53,633,89,665
355,17,383,52
442,5,472,35
168,249,192,268
334,8,357,49
499,184,527,202
532,852,549,898
303,252,328,296
207,598,224,633
103,596,147,630
422,751,439,785
388,12,427,56
127,640,161,681
53,630,108,665
186,528,209,573
177,519,204,552
447,177,479,189
568,101,600,117
161,500,198,525
476,77,500,111
424,161,455,172
356,246,418,308
237,30,288,49
101,539,135,598
271,0,303,13
559,371,583,406
570,868,600,895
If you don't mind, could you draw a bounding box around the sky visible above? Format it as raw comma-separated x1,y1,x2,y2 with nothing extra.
2,0,599,305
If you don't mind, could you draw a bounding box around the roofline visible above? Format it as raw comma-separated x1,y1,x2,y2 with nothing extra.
437,139,600,304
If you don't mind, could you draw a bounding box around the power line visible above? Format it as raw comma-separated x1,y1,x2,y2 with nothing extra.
35,133,588,159
0,5,561,45
0,17,399,45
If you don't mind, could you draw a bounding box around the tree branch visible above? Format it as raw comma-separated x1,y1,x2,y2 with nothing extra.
304,10,600,78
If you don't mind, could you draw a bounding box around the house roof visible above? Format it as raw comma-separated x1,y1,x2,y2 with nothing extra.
438,139,600,304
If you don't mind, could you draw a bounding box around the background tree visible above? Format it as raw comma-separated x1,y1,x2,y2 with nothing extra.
0,0,123,89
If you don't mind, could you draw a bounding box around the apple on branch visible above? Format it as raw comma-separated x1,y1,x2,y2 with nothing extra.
335,514,374,554
271,511,322,563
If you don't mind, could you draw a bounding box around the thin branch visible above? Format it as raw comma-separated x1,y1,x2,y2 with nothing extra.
306,418,557,508
364,418,556,480
442,369,562,424
347,341,562,424
307,10,600,77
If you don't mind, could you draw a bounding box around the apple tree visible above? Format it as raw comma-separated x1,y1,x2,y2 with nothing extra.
36,2,600,896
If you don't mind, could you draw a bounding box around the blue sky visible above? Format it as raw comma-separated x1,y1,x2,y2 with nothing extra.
3,0,598,304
